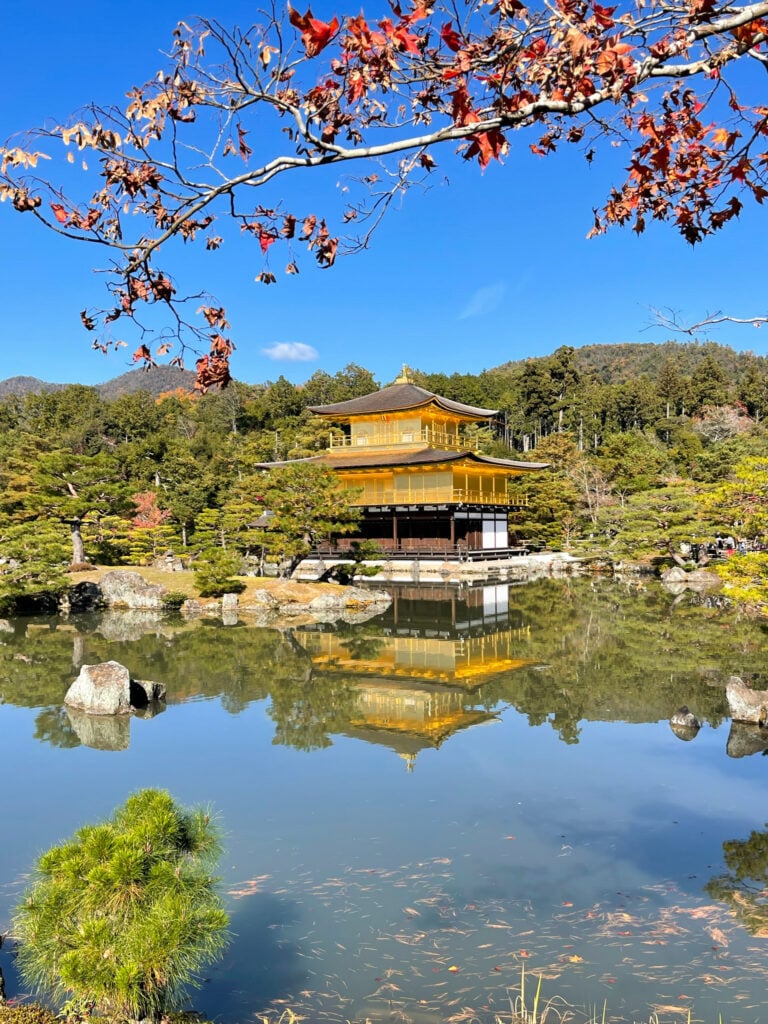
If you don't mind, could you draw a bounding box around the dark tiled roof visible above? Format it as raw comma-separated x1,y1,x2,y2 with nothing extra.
256,449,549,471
307,382,498,419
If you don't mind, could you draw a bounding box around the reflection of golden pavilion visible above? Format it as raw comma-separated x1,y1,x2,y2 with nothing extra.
296,584,533,766
343,679,499,769
297,628,531,685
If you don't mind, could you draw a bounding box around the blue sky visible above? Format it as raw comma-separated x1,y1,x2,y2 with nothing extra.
1,1,766,387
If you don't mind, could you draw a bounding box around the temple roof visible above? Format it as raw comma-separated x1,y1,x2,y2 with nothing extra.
256,449,549,471
307,382,499,420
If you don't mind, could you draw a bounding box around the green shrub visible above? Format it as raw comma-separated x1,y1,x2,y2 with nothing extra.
0,1004,59,1024
13,789,229,1023
193,549,246,597
162,590,190,610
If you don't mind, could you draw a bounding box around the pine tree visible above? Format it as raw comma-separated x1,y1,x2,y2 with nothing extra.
13,790,229,1023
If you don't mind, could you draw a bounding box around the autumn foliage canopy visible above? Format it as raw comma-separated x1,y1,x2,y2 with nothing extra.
1,0,767,388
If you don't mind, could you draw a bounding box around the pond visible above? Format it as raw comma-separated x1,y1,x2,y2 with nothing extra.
2,578,768,1024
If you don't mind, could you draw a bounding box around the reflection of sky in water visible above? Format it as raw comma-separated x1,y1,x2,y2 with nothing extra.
2,585,768,1024
3,698,767,1024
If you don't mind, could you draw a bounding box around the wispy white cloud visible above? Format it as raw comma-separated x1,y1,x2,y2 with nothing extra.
261,341,318,362
458,283,506,320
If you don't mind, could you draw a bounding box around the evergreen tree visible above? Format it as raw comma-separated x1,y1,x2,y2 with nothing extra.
13,789,229,1023
255,464,362,576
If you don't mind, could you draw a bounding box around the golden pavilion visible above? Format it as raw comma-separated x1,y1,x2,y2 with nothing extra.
262,370,548,557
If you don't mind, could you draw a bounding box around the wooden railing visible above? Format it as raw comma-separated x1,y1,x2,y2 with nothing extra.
315,539,532,559
329,428,479,452
348,487,528,507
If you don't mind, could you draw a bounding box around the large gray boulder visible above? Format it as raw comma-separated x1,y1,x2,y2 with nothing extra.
65,661,132,715
685,569,721,590
64,661,166,715
99,570,166,609
726,675,768,725
661,566,688,583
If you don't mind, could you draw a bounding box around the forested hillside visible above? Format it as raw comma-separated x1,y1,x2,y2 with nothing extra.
1,342,767,610
495,340,760,386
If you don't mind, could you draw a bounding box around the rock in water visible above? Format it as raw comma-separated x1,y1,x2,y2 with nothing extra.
669,705,701,741
726,676,768,725
65,662,166,715
65,661,132,715
670,705,700,729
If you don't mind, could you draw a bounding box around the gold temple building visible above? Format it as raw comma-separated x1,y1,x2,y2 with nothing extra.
261,371,548,556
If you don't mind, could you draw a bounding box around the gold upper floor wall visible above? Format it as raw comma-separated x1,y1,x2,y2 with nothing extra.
327,410,476,452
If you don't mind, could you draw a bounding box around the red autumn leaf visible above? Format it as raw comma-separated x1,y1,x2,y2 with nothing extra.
50,203,68,224
288,6,339,57
466,128,506,168
441,23,462,52
391,23,421,54
257,227,278,254
451,86,478,127
592,4,617,29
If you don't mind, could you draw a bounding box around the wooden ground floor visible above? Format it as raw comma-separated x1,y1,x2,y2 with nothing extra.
317,503,529,559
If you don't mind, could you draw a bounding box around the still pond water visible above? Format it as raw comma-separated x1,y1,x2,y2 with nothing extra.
2,578,768,1024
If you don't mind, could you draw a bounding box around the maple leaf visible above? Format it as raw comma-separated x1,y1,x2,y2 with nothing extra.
50,203,68,224
466,128,506,168
288,6,339,57
592,4,617,29
301,214,318,239
257,226,278,254
441,23,462,52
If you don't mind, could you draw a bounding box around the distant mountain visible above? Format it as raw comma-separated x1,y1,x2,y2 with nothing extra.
573,340,759,383
494,340,764,384
0,376,67,398
0,366,197,401
96,366,197,400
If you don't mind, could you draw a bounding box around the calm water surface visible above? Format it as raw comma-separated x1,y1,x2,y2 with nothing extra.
1,578,768,1024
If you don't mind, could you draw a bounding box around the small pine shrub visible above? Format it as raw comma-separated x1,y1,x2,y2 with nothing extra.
193,549,246,597
162,590,190,610
13,789,229,1022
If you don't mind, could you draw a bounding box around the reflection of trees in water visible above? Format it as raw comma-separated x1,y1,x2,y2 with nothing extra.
338,633,386,662
4,579,768,750
268,673,359,752
33,706,81,748
476,578,746,743
707,825,768,936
